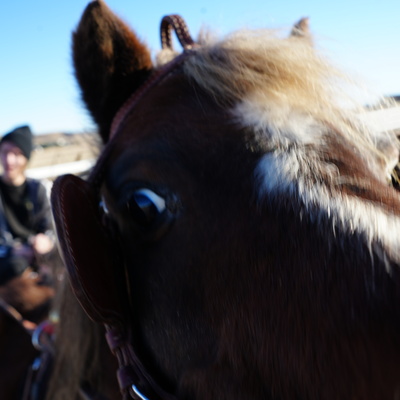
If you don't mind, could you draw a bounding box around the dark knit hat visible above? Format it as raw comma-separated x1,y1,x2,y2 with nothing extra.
0,125,33,160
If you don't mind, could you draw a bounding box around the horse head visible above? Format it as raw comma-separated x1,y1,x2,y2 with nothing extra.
52,1,400,399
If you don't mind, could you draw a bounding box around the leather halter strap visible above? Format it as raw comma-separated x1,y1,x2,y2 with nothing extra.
0,297,34,333
108,52,189,145
86,15,197,400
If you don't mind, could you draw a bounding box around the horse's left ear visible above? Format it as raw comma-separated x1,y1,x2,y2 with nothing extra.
73,0,153,142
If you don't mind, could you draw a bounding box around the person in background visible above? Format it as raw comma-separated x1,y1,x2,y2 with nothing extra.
0,125,55,285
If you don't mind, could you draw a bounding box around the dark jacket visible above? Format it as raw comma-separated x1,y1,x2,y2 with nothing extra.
0,178,53,284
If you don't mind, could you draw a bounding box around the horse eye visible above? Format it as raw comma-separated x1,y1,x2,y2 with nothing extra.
126,188,166,226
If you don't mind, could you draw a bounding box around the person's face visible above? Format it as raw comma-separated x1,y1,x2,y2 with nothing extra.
0,141,28,183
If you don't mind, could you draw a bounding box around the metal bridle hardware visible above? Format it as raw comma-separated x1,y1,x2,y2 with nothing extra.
132,385,151,400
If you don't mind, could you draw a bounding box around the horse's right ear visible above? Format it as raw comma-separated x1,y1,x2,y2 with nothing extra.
290,17,313,45
73,0,153,142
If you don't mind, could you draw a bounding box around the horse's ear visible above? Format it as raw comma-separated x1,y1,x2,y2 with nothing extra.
290,17,313,45
73,0,153,142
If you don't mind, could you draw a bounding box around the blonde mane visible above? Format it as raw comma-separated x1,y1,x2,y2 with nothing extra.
158,26,397,182
187,30,344,111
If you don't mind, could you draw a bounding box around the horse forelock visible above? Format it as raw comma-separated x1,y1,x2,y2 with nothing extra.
174,27,396,176
180,28,354,120
254,147,400,267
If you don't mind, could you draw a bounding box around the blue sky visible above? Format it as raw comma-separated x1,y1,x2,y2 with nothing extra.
0,0,399,135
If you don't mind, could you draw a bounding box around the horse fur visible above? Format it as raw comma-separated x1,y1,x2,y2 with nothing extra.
51,1,400,399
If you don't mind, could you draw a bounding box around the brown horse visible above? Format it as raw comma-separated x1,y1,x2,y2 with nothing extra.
0,269,55,400
0,269,55,324
50,1,400,399
0,298,39,400
0,248,61,399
